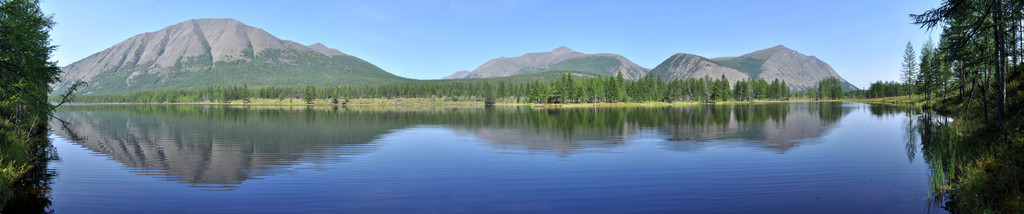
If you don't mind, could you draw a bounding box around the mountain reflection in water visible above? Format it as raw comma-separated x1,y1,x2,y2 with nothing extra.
52,102,851,188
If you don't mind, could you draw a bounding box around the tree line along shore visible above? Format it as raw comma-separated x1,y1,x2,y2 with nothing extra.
58,72,851,106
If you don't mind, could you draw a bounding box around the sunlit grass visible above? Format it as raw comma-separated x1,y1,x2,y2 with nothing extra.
844,94,933,107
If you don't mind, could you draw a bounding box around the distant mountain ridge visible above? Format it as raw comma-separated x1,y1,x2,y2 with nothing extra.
650,45,857,91
57,18,402,94
455,46,649,80
57,18,856,94
451,45,855,90
442,70,470,79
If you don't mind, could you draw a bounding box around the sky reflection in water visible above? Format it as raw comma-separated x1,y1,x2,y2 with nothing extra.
44,103,944,213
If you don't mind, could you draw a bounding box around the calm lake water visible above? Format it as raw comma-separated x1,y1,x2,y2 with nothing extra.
35,102,945,213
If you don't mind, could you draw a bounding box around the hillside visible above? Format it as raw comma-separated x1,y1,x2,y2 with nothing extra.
458,46,649,80
647,53,749,84
650,45,857,91
56,18,404,94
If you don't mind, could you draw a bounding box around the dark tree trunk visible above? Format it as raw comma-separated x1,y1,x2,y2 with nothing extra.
994,0,1006,126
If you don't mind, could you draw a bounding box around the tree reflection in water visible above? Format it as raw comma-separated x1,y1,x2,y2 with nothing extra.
46,103,861,189
3,132,57,214
7,102,943,212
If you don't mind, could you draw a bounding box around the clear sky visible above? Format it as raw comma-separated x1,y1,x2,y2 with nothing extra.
40,0,940,88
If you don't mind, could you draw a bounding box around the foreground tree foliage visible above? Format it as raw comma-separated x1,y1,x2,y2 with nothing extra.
0,0,58,129
0,0,67,206
913,0,1022,125
910,0,1024,212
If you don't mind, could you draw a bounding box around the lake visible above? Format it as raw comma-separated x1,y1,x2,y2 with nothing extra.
29,102,944,213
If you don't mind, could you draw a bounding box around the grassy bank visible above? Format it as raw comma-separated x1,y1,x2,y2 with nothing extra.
67,98,514,107
0,120,49,207
926,102,1023,212
846,95,926,107
0,121,30,204
528,98,806,108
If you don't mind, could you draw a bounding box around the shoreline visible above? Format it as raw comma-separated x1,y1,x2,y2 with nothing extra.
58,98,836,108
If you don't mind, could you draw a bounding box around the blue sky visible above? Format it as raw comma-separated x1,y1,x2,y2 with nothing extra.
41,0,940,88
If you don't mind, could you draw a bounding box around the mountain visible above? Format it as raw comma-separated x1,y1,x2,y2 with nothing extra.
56,18,403,94
646,53,749,84
649,45,857,91
307,42,347,56
460,46,649,80
441,70,470,79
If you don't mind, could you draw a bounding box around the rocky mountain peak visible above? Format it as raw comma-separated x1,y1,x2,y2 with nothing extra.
56,18,395,94
651,45,857,91
551,46,576,55
308,42,346,56
461,47,648,79
309,42,328,48
741,45,796,60
671,53,700,58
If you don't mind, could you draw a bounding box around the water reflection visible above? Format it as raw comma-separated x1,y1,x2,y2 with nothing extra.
867,103,956,212
446,102,853,155
865,104,927,163
656,102,850,153
51,105,391,188
2,133,57,214
885,106,956,212
51,103,853,187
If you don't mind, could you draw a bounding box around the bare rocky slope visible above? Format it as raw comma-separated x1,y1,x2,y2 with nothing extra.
647,53,749,84
456,46,649,80
56,18,401,94
650,45,857,91
58,18,854,94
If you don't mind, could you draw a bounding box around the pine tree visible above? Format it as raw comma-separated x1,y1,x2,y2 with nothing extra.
901,41,917,100
303,86,315,104
615,71,627,102
484,82,496,106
